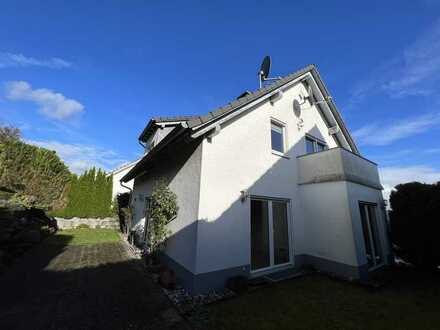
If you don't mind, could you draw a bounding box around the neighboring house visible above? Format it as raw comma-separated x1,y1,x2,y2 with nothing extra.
108,159,139,200
121,64,392,294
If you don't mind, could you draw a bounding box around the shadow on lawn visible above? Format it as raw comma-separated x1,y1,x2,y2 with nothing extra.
0,235,181,330
200,266,440,330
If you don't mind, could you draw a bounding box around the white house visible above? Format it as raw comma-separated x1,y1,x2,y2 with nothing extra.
108,160,139,200
121,64,392,294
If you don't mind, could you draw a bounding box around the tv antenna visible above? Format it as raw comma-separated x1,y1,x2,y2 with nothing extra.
258,56,281,88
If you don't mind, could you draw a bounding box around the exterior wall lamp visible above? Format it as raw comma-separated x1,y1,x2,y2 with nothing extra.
240,190,249,202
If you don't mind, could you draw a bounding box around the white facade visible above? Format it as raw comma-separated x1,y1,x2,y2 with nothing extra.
196,82,335,274
128,68,391,293
109,161,138,200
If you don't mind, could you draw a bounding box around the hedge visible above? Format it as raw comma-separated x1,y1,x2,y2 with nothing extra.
52,167,114,218
0,140,70,209
390,181,440,269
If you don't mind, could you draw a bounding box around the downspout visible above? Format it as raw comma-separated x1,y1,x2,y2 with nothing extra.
120,180,134,237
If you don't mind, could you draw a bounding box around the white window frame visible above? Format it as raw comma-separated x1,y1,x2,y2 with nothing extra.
249,196,294,277
270,118,287,156
359,202,384,271
305,134,327,154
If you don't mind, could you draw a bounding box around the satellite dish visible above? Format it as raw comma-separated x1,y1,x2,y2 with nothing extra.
257,56,281,88
293,99,301,117
259,56,271,80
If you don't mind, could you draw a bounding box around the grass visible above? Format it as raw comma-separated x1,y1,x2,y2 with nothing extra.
203,270,440,330
46,228,120,246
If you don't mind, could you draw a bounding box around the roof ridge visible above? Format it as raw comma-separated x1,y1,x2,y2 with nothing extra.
186,64,315,128
139,64,316,141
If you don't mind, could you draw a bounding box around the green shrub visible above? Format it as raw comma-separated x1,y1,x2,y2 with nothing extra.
76,224,90,229
147,180,178,253
0,125,20,144
0,139,70,209
52,168,113,218
390,181,440,269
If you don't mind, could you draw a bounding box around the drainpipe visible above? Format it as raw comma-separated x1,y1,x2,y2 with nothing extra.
120,180,134,237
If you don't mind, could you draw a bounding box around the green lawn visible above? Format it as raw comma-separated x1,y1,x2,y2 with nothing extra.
204,270,440,330
45,228,120,246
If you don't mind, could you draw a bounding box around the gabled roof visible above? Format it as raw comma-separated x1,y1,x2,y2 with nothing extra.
138,65,315,143
123,126,187,182
108,158,140,176
123,64,359,182
139,116,199,142
185,64,316,129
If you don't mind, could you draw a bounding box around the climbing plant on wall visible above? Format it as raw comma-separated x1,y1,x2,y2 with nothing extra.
147,180,178,253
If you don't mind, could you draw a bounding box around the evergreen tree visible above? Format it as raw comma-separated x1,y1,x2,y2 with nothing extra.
0,139,70,209
53,167,114,218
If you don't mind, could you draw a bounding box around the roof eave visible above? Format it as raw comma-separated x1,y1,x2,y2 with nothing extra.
138,119,156,142
309,68,360,155
121,126,188,182
187,64,316,131
184,65,359,155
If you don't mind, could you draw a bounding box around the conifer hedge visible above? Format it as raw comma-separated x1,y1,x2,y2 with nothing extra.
0,125,115,217
53,167,114,218
0,139,70,209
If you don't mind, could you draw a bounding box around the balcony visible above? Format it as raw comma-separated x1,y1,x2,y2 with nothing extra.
297,147,382,190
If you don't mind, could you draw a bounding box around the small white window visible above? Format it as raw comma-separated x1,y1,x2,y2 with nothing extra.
305,135,327,154
271,121,285,153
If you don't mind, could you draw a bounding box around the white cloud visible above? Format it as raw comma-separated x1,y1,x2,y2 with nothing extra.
384,21,440,97
350,19,440,103
5,81,84,120
379,165,440,201
0,52,72,69
26,139,128,174
352,113,440,146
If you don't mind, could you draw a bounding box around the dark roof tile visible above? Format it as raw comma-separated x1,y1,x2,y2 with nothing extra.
143,65,317,135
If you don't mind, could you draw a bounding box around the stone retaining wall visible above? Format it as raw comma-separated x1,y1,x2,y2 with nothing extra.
55,217,119,230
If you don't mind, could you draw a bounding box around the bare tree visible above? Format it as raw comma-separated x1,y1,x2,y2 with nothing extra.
0,125,21,143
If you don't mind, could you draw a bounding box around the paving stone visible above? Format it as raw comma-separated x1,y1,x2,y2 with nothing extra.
0,240,190,330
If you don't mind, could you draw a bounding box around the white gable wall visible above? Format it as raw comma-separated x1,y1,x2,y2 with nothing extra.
145,126,175,150
195,81,339,274
111,165,135,200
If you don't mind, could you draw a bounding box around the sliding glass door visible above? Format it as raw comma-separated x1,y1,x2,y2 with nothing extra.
251,198,291,271
359,203,383,269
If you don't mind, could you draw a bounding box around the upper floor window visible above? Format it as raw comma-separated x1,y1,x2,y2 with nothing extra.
271,121,285,153
305,135,327,154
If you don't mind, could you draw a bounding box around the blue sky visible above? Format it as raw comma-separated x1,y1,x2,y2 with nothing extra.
1,1,440,197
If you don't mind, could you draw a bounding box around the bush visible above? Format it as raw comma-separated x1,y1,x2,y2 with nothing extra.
0,139,70,209
52,168,113,218
146,180,178,253
0,125,20,144
390,181,440,269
